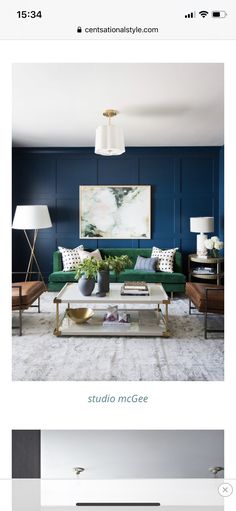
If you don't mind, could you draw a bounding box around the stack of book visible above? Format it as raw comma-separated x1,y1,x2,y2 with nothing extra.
121,281,149,296
192,266,216,275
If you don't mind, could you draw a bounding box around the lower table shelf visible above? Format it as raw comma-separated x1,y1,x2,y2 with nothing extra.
190,272,224,279
54,309,170,337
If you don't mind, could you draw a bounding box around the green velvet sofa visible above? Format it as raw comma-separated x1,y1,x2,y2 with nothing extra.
48,248,186,293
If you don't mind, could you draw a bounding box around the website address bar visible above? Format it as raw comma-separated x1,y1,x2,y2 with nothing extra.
79,26,159,35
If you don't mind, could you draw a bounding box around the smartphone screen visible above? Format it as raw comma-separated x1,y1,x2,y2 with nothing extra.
0,1,235,510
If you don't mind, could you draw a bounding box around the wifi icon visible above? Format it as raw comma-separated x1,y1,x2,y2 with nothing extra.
199,10,209,18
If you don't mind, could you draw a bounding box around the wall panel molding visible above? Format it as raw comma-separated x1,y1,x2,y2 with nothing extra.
12,147,222,277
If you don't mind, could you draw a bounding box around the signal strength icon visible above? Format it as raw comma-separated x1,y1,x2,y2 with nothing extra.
199,10,209,18
185,12,196,19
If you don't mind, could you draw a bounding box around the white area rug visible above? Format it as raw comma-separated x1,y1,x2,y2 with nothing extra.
12,292,224,381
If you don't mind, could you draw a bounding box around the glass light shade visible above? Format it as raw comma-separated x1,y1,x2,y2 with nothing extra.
12,205,52,230
190,217,214,233
95,124,125,156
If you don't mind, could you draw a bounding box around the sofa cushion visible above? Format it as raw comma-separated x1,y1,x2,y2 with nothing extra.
151,247,178,273
78,248,102,262
117,269,186,284
134,255,157,272
58,245,84,271
49,271,77,283
49,270,117,283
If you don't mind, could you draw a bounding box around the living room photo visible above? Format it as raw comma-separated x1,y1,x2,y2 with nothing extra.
12,63,224,382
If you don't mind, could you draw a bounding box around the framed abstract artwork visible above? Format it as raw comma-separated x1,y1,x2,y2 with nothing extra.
80,185,151,239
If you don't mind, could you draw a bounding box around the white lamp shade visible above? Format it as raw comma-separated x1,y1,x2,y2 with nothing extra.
95,124,125,156
190,217,214,233
12,205,52,230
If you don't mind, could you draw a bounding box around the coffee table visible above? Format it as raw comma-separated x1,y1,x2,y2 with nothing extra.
54,282,170,337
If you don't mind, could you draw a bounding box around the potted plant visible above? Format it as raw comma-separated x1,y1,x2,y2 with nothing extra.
74,257,97,296
75,254,133,296
96,255,132,294
96,258,110,294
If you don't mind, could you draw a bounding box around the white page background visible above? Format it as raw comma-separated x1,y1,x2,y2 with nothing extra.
0,39,235,508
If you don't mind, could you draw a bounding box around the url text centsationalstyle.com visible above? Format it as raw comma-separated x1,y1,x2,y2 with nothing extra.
82,26,159,34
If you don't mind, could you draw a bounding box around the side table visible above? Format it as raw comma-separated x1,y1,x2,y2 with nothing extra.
188,254,224,286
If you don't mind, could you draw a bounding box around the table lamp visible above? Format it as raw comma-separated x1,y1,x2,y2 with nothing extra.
12,205,52,285
190,217,214,256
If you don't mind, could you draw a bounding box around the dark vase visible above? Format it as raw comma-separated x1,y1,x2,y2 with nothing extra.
212,248,219,258
78,276,95,296
97,269,110,294
208,249,219,259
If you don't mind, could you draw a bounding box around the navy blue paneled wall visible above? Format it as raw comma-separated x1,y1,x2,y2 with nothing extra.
12,147,223,278
219,146,224,242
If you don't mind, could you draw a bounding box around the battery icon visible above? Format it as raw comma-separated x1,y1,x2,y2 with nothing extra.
212,11,227,18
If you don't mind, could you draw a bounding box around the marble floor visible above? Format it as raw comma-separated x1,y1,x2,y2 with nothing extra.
12,293,224,381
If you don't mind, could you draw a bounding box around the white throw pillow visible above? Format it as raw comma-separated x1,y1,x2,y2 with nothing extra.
78,248,102,262
151,247,178,273
58,245,84,271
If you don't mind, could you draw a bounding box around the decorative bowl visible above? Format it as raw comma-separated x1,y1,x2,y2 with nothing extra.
66,307,94,324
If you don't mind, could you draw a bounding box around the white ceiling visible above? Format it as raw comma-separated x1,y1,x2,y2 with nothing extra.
41,430,224,479
12,63,224,147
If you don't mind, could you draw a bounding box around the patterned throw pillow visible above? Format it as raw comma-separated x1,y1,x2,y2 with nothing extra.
134,255,158,272
151,247,178,273
78,249,102,262
58,245,84,271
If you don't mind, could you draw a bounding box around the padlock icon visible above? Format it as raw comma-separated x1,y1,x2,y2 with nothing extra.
77,26,82,34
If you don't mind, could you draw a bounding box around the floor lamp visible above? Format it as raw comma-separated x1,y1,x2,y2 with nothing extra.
12,205,52,286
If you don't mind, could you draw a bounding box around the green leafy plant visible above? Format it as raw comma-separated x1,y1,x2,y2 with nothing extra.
75,254,132,281
106,255,132,275
96,258,110,272
74,257,98,280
